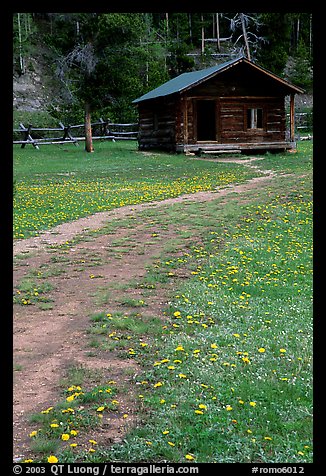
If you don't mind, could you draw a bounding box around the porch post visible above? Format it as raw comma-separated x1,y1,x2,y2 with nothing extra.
290,93,295,143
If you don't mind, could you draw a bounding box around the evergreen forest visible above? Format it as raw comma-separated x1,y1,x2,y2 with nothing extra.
13,12,313,124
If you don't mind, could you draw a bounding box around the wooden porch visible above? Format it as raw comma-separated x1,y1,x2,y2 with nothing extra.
177,141,296,154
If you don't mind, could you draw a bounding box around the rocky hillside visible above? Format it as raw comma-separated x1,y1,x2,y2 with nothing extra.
13,58,52,112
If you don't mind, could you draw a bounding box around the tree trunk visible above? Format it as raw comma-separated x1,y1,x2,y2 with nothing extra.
240,13,251,61
201,14,205,54
17,13,25,75
216,13,220,52
85,102,94,153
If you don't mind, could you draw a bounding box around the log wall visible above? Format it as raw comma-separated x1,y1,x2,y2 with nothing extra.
138,98,177,150
137,61,289,151
218,97,285,143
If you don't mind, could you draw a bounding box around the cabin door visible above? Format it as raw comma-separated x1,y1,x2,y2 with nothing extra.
196,100,217,141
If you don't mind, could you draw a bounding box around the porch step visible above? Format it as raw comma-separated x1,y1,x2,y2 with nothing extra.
199,149,241,155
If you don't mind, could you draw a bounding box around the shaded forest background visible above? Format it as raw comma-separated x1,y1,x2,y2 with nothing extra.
13,12,313,126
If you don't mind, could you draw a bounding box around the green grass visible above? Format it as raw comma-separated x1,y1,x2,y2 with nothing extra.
15,142,313,463
13,141,260,239
102,168,312,464
25,367,120,463
13,277,54,306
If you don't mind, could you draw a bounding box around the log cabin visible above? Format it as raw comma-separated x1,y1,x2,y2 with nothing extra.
132,56,304,154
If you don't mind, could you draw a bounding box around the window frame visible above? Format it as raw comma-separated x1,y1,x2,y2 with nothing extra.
245,106,264,131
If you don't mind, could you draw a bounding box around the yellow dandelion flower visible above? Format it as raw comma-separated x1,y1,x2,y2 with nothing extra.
258,348,266,353
61,433,70,441
195,410,204,415
226,405,233,411
168,441,175,447
29,431,37,437
185,454,195,460
175,345,185,351
96,406,105,412
249,401,257,407
47,456,58,463
154,381,163,388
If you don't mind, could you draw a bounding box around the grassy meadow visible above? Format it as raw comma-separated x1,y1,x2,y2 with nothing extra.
13,141,259,239
14,140,313,464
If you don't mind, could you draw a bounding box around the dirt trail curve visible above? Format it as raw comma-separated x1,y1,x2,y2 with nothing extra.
13,158,273,256
13,157,275,461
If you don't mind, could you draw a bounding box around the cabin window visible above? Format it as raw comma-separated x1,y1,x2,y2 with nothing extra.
247,108,263,129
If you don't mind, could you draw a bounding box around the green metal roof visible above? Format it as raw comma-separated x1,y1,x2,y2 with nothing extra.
132,57,241,104
132,56,303,104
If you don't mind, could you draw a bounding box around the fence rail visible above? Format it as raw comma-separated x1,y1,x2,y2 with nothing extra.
13,119,139,148
13,112,311,149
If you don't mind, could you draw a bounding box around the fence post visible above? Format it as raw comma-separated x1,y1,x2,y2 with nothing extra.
59,122,79,146
19,123,39,149
99,117,109,137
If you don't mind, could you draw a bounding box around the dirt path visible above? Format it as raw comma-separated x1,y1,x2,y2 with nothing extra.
13,159,276,461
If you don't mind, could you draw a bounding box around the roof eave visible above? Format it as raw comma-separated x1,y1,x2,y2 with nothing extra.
179,56,245,95
242,58,305,94
132,57,245,104
182,56,305,95
133,56,304,104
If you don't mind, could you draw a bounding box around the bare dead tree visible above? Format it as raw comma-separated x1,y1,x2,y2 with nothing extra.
239,13,251,60
17,13,25,74
224,13,264,60
215,13,220,52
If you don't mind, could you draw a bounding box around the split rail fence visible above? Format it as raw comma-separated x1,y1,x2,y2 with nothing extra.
13,119,139,149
